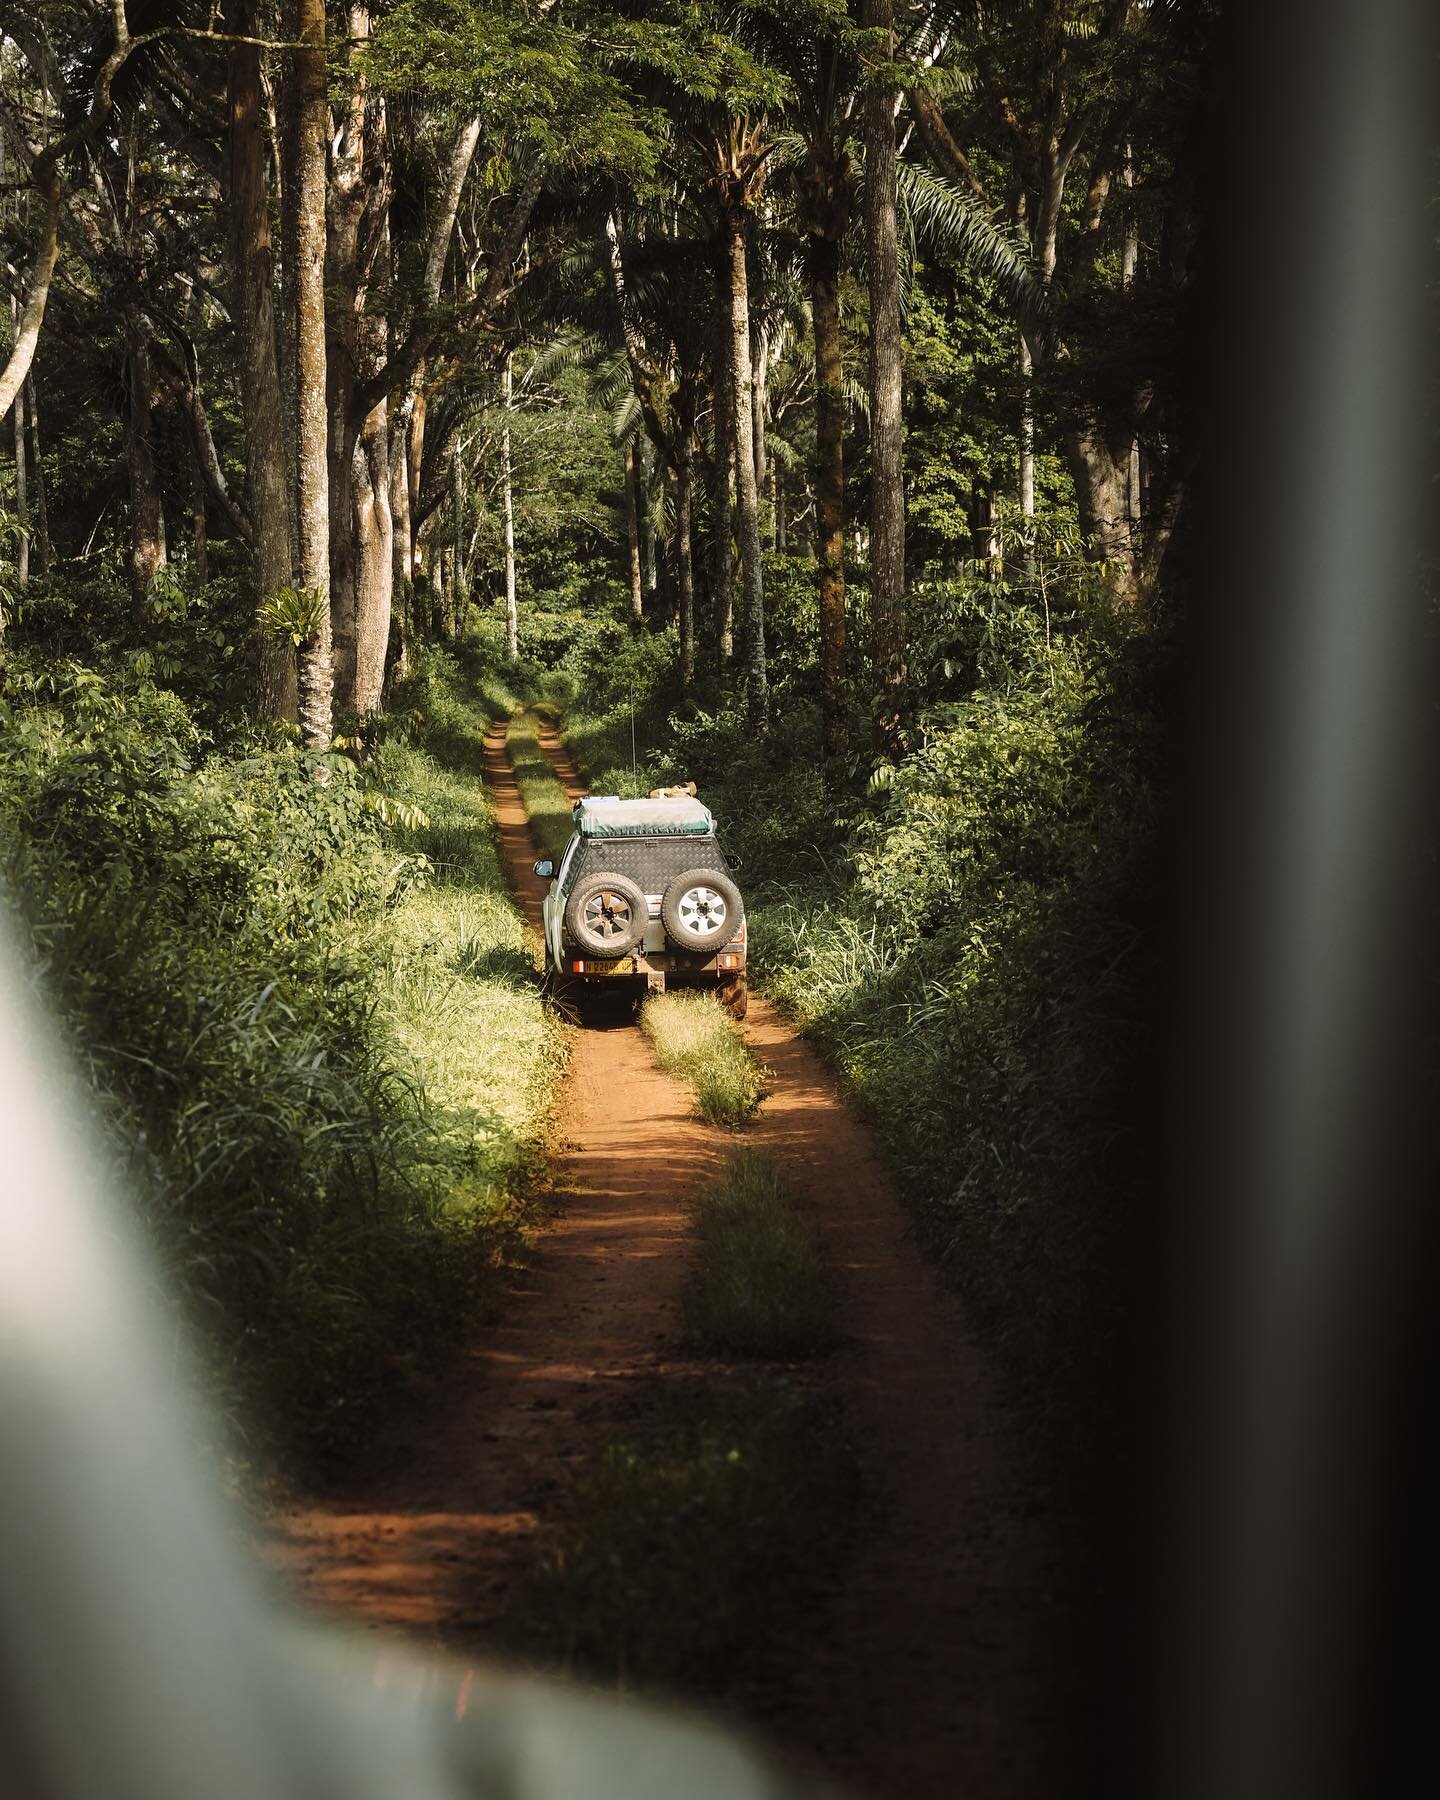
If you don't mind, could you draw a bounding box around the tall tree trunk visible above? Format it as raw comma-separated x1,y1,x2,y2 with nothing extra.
452,438,465,602
710,321,735,659
639,438,658,600
229,2,298,720
864,0,905,697
9,301,28,590
351,192,394,714
775,462,786,552
352,399,392,712
725,205,766,720
294,0,333,760
23,376,49,576
811,233,847,756
675,442,695,687
624,441,644,625
502,351,518,662
123,302,164,626
751,323,768,503
1019,330,1036,567
389,401,412,674
1122,142,1142,541
1065,422,1141,603
323,3,377,713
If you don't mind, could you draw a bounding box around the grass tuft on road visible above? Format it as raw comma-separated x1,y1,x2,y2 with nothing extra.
505,708,574,864
683,1149,835,1360
641,990,766,1126
521,1381,857,1694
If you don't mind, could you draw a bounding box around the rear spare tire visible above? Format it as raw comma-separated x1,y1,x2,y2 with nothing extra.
564,872,647,957
661,868,743,953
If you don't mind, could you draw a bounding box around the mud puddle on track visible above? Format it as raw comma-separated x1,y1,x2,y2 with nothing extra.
266,716,1054,1800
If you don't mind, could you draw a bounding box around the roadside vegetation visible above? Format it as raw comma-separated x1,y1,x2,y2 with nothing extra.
0,627,560,1467
640,989,767,1126
683,1149,834,1360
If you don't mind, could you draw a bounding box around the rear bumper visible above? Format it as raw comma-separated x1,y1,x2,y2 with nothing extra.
561,947,746,981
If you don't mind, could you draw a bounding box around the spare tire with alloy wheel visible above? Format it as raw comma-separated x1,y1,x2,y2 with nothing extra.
661,868,743,953
564,871,648,957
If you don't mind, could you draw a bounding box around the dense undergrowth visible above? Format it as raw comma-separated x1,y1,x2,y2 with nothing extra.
0,607,560,1469
486,559,1160,1446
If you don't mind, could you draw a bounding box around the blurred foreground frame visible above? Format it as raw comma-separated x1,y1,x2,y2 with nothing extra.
1152,2,1440,1799
0,930,838,1800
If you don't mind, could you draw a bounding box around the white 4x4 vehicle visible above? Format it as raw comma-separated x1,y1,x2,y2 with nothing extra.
533,792,747,1020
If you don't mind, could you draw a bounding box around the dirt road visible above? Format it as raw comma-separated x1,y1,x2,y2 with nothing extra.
266,715,1053,1799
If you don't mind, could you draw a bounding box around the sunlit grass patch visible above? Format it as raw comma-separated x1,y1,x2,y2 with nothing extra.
640,989,766,1126
505,708,574,864
683,1149,835,1360
520,1380,857,1694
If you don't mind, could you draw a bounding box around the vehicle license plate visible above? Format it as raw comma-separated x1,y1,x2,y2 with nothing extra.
589,958,635,975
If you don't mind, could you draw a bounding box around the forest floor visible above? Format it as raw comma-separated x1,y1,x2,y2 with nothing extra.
262,707,1057,1800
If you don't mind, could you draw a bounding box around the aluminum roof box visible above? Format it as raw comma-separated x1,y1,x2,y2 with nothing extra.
573,794,714,838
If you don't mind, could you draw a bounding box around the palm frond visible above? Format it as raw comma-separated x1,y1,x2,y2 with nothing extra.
610,389,643,449
890,159,1050,339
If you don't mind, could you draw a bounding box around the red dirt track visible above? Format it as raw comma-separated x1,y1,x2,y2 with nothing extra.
265,715,1052,1799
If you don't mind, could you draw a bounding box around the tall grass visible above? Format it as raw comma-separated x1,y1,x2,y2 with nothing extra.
640,990,767,1126
1,645,563,1468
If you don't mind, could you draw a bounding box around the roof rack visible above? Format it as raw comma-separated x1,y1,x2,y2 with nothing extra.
572,794,713,838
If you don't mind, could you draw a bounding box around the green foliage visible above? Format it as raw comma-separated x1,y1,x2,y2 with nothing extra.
682,1149,834,1359
258,584,327,648
640,989,768,1126
0,647,559,1466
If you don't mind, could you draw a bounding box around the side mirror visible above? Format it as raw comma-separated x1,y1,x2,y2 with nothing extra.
533,859,555,880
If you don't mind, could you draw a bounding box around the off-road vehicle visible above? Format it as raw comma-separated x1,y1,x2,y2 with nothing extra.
533,789,747,1021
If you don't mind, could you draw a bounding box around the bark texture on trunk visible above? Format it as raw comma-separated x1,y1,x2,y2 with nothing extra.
389,402,412,674
502,352,518,662
726,206,766,720
675,443,695,687
624,441,644,624
9,300,28,590
811,233,847,755
352,395,393,712
294,0,333,759
228,7,297,720
864,0,905,693
710,316,735,660
123,302,165,625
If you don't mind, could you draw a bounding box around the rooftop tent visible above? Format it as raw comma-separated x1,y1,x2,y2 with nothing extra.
573,795,714,838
